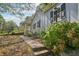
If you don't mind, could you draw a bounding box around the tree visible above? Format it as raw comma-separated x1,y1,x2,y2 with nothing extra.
18,21,25,33
5,20,18,33
0,14,5,33
0,3,36,34
0,3,35,19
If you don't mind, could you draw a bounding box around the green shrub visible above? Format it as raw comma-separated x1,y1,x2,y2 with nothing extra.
33,32,41,38
27,32,33,37
40,21,79,55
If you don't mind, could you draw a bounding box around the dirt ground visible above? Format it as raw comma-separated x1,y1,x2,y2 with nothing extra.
0,35,34,56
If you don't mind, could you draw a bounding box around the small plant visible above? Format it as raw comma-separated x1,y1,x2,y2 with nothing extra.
27,32,33,37
32,32,40,38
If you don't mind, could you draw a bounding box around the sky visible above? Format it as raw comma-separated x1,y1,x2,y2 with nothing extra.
1,3,40,26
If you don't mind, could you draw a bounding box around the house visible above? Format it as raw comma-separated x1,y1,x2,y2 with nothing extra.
31,6,44,33
31,3,79,34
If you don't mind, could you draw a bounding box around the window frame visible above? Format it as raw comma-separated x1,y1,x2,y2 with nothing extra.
57,8,60,18
50,11,53,18
33,23,36,29
54,10,57,22
37,20,41,27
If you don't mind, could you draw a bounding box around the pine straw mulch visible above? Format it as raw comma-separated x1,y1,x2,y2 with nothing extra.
0,35,34,56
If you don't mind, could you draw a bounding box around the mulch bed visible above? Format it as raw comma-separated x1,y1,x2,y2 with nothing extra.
0,35,34,56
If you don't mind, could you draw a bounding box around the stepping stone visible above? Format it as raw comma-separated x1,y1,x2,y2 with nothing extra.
32,47,47,52
34,50,49,56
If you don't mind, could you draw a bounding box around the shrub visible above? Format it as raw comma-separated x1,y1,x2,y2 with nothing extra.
27,32,33,37
32,32,41,39
40,21,79,55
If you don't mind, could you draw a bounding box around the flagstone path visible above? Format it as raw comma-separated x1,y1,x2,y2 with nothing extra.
20,36,52,56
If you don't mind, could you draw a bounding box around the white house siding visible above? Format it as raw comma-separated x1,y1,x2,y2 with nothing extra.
32,8,44,33
44,7,53,25
41,13,44,28
43,13,49,29
31,6,53,33
66,3,78,22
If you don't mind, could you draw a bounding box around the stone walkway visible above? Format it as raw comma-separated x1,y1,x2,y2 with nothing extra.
20,36,51,56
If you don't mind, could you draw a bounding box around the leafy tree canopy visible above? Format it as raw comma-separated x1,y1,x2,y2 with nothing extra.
0,3,36,19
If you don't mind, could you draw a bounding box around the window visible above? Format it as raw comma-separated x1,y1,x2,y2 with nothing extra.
54,10,57,22
61,3,66,19
50,11,54,23
33,23,36,29
50,11,53,18
37,20,41,27
57,8,60,18
61,3,65,11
